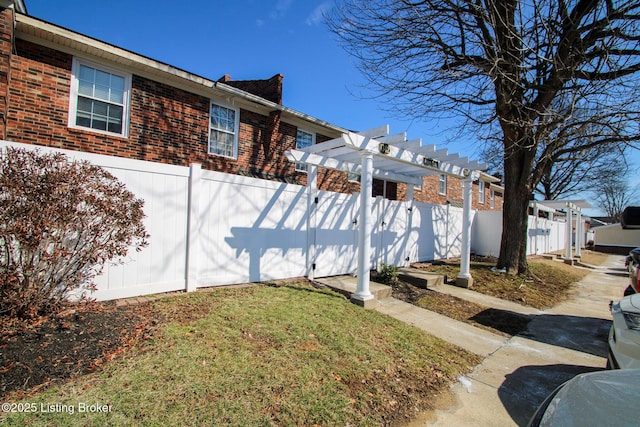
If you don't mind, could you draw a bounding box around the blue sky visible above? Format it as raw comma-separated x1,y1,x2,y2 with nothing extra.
25,0,473,156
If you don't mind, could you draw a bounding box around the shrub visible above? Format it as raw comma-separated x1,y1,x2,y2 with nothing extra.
0,147,148,319
378,263,400,286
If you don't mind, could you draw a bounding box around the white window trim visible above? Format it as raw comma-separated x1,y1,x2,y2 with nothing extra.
68,57,132,138
295,128,316,172
478,180,485,204
208,100,240,159
438,173,447,195
490,189,495,208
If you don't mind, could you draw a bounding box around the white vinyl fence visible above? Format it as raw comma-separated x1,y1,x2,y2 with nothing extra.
472,210,566,257
2,141,476,301
4,141,573,301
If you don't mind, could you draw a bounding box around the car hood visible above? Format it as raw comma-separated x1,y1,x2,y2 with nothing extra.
620,293,640,313
537,369,640,426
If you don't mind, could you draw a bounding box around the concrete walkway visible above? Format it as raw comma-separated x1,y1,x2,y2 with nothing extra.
374,255,626,426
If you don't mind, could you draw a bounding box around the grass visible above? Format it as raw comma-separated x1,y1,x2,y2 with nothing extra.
415,257,593,309
2,283,481,426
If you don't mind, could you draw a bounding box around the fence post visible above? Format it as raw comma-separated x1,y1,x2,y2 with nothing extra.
306,165,318,280
185,163,201,292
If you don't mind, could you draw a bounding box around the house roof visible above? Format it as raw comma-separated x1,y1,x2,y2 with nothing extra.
13,13,350,138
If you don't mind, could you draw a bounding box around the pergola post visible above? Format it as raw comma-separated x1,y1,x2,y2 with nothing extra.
576,209,582,258
351,152,375,307
533,202,540,255
565,204,573,264
456,175,475,288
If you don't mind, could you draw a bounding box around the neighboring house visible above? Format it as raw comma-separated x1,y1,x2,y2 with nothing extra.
594,224,640,254
0,3,503,211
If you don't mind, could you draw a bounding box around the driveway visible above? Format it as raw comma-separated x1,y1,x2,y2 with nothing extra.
374,255,626,426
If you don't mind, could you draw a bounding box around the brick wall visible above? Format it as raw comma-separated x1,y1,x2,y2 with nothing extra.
398,175,503,210
6,35,503,208
0,8,13,140
6,38,361,192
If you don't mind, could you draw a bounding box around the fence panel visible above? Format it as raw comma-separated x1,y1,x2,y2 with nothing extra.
197,171,308,286
313,191,360,277
473,210,567,257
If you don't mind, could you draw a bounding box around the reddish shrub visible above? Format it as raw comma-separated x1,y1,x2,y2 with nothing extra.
0,147,148,319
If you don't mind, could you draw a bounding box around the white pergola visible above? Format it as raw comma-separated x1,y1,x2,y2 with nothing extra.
533,200,592,263
285,125,486,306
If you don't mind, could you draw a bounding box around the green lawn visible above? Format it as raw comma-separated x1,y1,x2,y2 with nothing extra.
2,283,480,426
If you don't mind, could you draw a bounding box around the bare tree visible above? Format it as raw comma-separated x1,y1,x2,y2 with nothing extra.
591,165,640,222
328,0,640,274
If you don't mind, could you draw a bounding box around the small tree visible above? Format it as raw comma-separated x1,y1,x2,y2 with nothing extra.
0,147,148,319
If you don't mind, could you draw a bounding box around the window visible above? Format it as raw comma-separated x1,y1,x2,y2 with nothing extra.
69,58,131,136
438,174,447,195
295,129,315,172
478,180,485,204
209,102,239,158
490,189,495,208
348,172,361,183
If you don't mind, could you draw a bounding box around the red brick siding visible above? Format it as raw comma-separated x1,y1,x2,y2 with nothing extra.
400,176,503,210
6,39,353,191
0,8,14,140
6,38,504,207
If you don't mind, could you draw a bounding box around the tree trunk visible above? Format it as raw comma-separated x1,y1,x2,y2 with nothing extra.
497,132,536,275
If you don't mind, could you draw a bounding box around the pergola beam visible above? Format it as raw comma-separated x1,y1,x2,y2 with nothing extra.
285,149,423,185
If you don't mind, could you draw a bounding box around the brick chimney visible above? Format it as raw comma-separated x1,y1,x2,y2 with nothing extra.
218,73,283,105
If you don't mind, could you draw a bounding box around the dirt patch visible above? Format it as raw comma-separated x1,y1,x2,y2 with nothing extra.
0,302,156,400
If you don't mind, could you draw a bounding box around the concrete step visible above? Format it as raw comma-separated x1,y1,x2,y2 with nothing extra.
314,275,391,307
398,268,446,288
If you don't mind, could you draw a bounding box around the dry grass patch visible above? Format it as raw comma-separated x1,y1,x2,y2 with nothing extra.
413,257,590,309
2,283,481,426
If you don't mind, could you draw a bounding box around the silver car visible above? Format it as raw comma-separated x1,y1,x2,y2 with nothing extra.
608,293,640,369
528,369,640,426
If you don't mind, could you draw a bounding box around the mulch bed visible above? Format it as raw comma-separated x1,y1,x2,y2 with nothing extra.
0,302,156,400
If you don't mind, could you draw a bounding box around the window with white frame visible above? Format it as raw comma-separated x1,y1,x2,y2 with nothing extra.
69,58,131,136
209,102,239,158
438,174,447,195
295,129,315,172
490,189,495,208
478,180,485,204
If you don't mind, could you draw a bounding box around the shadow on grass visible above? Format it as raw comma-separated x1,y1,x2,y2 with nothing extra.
498,364,603,426
261,281,350,301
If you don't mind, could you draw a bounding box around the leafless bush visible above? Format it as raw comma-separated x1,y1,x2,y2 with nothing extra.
0,147,148,319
